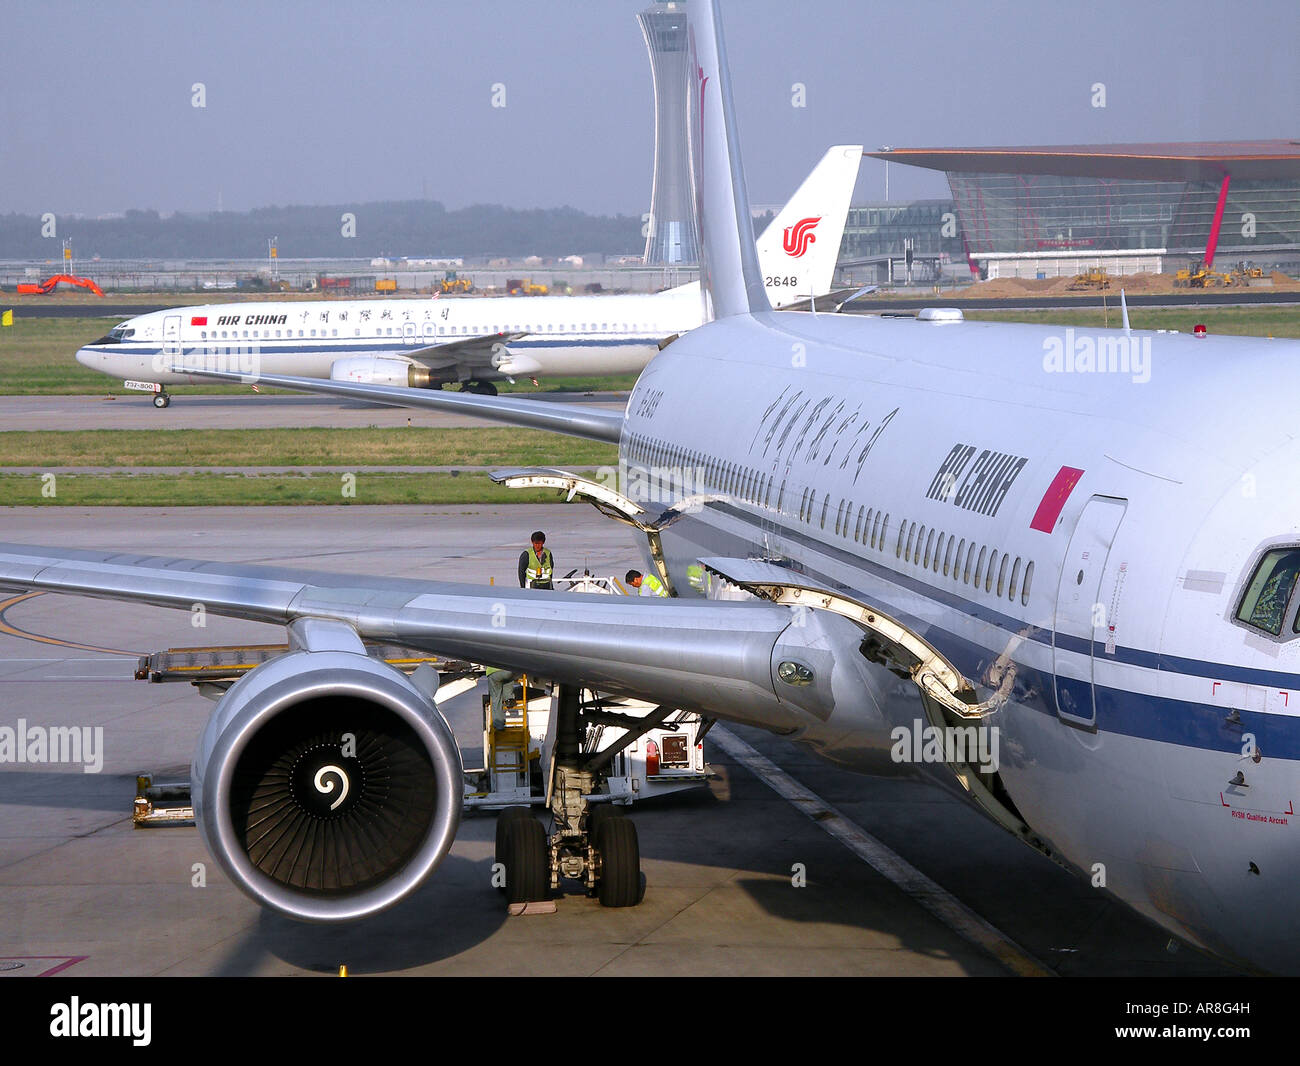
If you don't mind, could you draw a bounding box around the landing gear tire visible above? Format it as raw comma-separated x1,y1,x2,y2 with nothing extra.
494,806,533,893
502,813,549,905
461,380,498,396
595,815,640,908
153,392,171,409
587,803,620,839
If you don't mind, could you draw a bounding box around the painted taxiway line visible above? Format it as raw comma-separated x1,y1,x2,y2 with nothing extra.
0,592,144,657
710,724,1055,977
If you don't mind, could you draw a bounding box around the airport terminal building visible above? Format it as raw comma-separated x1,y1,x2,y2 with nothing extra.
864,141,1300,280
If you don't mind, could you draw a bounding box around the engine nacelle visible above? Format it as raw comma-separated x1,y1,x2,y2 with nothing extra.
329,356,435,388
191,650,462,922
490,347,543,377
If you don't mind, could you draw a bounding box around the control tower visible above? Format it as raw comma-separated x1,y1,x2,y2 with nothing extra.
637,2,699,266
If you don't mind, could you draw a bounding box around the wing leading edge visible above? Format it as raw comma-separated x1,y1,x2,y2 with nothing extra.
0,543,851,735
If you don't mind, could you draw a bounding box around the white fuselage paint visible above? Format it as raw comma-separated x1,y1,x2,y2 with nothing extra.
620,308,1300,973
73,144,865,393
75,288,703,387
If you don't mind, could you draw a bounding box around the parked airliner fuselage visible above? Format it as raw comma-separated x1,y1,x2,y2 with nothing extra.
623,309,1300,972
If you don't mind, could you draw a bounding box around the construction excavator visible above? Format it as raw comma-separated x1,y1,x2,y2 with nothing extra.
13,274,105,296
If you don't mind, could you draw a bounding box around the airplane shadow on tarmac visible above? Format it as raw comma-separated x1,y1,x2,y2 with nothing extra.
219,780,1003,976
203,751,1243,976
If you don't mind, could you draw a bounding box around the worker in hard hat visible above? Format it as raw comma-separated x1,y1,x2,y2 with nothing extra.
625,568,668,598
518,531,554,590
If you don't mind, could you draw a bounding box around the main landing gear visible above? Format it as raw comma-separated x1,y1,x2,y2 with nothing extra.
493,684,645,909
153,391,171,408
494,804,641,909
460,380,498,396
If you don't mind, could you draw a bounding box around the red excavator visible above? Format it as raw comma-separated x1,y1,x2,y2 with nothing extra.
14,274,105,296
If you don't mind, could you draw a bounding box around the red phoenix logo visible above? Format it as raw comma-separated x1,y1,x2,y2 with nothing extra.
782,216,821,258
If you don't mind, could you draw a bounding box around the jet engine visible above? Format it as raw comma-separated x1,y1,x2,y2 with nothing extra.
191,650,462,922
329,356,436,388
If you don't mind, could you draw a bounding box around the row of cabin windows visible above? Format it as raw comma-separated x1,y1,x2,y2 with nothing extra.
628,437,898,561
894,517,1034,606
627,433,771,506
627,434,1035,606
799,490,893,556
198,323,651,341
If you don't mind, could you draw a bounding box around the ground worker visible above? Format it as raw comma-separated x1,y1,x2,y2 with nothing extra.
485,666,521,731
518,531,554,589
625,568,668,598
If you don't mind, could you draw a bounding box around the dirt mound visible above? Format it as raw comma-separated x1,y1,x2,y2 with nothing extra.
952,271,1209,298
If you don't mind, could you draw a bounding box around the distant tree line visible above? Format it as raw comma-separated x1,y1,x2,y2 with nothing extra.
0,201,647,261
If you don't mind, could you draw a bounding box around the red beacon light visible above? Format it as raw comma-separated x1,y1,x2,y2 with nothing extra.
1193,323,1208,337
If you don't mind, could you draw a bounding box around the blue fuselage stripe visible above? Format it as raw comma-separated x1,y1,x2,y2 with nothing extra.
692,499,1300,759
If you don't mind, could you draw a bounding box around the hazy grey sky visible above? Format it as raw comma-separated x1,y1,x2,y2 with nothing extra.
2,0,1296,218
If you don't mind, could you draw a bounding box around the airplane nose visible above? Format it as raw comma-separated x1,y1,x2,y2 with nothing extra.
75,347,101,369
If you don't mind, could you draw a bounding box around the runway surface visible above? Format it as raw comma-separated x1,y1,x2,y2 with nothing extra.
0,505,1240,976
0,391,627,431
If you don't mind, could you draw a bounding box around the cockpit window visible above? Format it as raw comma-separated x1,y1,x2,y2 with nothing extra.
93,326,135,344
1236,548,1300,635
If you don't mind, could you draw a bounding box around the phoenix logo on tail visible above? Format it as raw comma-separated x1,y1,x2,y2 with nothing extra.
782,216,821,257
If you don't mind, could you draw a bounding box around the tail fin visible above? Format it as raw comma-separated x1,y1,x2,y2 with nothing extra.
687,0,768,320
755,146,863,309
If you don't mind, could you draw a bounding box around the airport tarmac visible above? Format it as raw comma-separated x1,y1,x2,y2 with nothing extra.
0,392,628,432
0,505,1240,976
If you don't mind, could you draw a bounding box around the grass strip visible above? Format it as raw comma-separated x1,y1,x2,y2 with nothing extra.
0,471,572,507
0,426,618,468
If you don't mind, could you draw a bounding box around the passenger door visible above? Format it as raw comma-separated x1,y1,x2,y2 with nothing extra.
163,314,182,361
1052,495,1126,728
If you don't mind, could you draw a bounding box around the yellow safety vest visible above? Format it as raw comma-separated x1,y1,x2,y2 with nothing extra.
641,572,668,597
526,548,553,586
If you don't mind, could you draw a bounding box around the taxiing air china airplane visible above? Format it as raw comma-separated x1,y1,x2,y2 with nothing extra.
5,2,1299,973
73,145,862,407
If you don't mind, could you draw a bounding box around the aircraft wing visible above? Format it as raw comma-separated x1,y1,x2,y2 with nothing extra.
404,331,528,369
176,366,623,443
0,542,840,731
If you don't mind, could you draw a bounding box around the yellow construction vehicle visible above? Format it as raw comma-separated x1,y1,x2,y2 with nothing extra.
1175,264,1234,288
374,278,398,293
439,272,472,294
1068,267,1111,290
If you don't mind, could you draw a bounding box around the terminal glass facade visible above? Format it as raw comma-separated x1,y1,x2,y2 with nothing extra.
949,174,1183,255
949,173,1300,260
840,200,964,259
